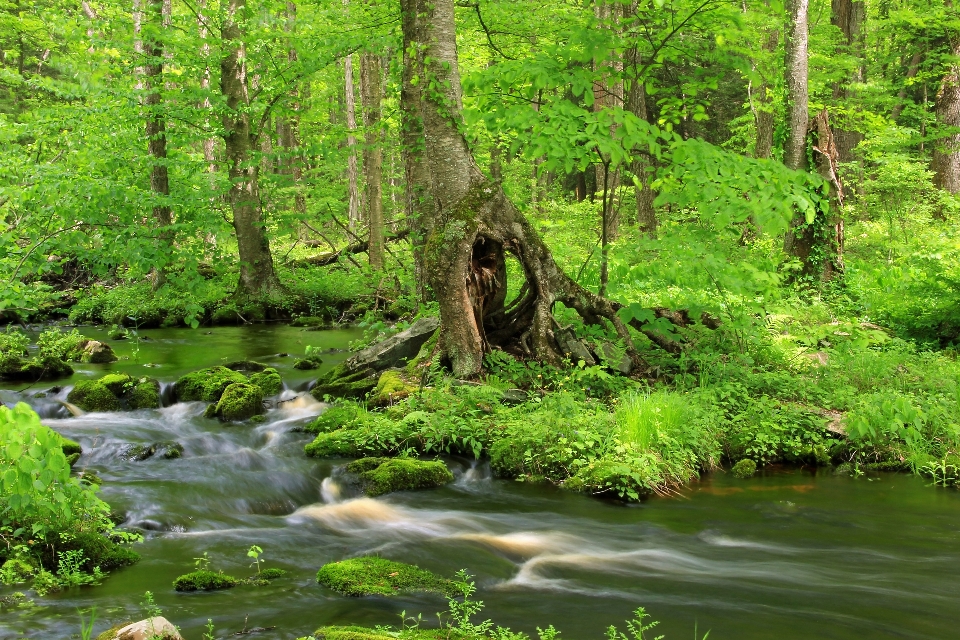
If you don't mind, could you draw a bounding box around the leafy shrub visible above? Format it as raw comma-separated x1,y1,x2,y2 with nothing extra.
0,327,29,356
36,328,85,360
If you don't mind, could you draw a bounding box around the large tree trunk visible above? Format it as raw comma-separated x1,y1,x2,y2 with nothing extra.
411,0,636,378
360,52,385,270
400,0,433,303
830,0,865,164
221,0,283,300
933,40,960,193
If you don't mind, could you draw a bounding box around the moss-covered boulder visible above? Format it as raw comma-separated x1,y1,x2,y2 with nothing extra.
57,435,82,457
313,627,398,640
173,570,237,592
67,379,122,412
731,459,757,479
316,557,456,597
209,383,264,421
0,354,74,381
303,403,364,434
67,374,162,412
128,378,161,410
293,357,323,370
174,366,247,402
75,340,118,364
346,458,454,497
38,532,140,573
369,371,417,407
291,315,328,328
248,367,283,396
311,363,378,401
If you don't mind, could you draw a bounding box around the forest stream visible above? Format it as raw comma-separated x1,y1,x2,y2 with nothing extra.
1,326,959,640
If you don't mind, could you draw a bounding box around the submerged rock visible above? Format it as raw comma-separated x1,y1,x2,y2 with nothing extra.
67,374,162,412
122,441,183,461
209,382,264,421
316,556,456,597
346,457,454,497
293,357,322,370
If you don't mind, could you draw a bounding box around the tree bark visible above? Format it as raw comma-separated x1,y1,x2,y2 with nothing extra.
830,0,865,163
281,2,305,219
892,52,922,122
783,0,809,172
933,38,960,193
361,52,385,270
344,53,361,227
754,29,778,160
198,0,216,171
625,43,657,236
221,0,284,300
412,0,638,378
400,0,433,303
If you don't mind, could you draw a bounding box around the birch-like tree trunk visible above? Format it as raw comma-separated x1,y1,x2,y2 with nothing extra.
344,53,361,227
361,52,385,270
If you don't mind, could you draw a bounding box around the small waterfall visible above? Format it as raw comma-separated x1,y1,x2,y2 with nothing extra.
159,381,177,407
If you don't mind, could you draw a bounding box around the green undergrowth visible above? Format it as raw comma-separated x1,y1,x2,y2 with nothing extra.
316,557,457,598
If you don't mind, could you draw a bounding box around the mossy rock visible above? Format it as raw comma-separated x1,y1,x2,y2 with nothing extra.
0,557,37,583
58,435,82,457
107,327,128,340
316,556,456,597
39,532,140,573
313,627,410,640
67,374,161,412
211,383,264,421
310,364,377,401
248,367,283,396
346,458,454,497
304,404,363,434
173,570,237,592
291,315,327,328
259,567,287,580
68,379,122,412
731,459,757,479
293,358,323,370
128,378,161,410
369,371,417,407
174,366,248,402
76,340,118,363
95,623,134,640
224,360,269,372
304,429,361,458
0,354,74,381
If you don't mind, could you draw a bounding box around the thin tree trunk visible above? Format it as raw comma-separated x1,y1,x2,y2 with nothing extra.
892,52,922,122
933,37,960,192
344,53,361,227
830,0,865,163
754,30,778,160
361,52,385,271
198,0,216,170
400,0,432,303
221,0,284,300
625,41,657,236
282,2,305,219
783,0,809,173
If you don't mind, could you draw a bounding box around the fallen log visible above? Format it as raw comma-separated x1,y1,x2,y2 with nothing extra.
288,229,411,268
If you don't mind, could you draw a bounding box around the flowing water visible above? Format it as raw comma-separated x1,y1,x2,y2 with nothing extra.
2,325,960,640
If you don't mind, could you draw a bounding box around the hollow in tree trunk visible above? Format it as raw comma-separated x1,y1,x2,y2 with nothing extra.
221,0,284,301
409,0,638,378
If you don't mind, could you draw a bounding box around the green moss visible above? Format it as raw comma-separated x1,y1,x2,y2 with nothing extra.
370,371,416,407
304,403,364,434
212,383,264,421
304,430,361,458
313,627,396,640
731,459,757,479
39,532,140,573
173,570,237,592
248,367,283,396
315,556,456,597
259,567,287,580
405,329,440,377
311,364,377,400
293,358,322,370
95,623,133,640
0,355,74,381
174,366,248,402
98,373,132,396
58,435,82,457
67,380,122,412
292,315,327,327
128,378,161,410
346,457,454,497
